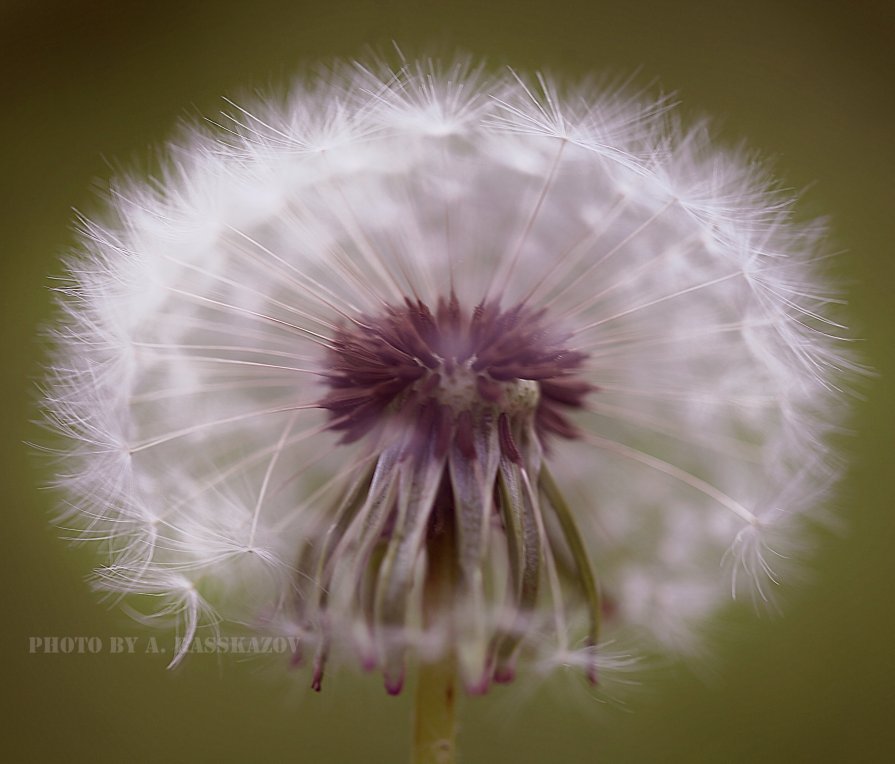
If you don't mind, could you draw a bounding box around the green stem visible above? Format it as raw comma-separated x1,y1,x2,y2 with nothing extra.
412,655,457,764
413,482,459,764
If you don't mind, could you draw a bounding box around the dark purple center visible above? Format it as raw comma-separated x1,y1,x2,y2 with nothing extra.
320,293,593,455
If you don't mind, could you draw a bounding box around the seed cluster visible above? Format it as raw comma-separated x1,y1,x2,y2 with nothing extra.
43,59,850,705
302,293,600,693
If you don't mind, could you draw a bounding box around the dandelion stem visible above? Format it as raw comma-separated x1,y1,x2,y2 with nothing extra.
412,654,457,764
413,487,459,764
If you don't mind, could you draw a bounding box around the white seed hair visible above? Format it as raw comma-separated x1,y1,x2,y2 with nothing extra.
42,57,854,675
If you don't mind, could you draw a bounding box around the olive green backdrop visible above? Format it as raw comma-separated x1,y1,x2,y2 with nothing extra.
2,1,893,761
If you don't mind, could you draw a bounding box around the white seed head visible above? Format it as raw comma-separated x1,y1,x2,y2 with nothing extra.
42,58,854,693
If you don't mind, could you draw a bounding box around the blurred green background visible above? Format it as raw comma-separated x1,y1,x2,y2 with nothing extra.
2,1,893,761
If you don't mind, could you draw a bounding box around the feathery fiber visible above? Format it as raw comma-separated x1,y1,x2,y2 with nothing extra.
42,59,853,694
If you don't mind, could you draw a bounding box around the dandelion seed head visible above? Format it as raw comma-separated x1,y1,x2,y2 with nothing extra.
42,57,853,694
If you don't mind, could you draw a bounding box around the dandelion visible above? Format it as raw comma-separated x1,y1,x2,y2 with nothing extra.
43,58,852,761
